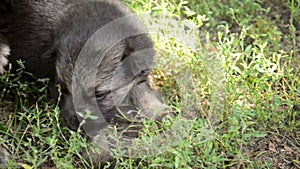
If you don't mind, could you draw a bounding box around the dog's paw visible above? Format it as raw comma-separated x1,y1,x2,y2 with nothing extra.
0,43,10,74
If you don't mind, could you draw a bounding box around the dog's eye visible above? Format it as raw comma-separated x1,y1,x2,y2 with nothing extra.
95,91,109,101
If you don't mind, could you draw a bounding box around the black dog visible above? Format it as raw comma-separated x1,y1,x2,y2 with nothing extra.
0,0,167,165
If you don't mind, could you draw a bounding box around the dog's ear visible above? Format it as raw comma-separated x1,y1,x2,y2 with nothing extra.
41,46,58,63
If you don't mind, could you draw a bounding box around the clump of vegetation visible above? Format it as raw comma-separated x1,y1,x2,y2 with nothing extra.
0,0,299,168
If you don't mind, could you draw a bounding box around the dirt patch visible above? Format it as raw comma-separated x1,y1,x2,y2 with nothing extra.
242,132,300,168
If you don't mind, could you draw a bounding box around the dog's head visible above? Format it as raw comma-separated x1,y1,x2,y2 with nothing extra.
41,1,155,134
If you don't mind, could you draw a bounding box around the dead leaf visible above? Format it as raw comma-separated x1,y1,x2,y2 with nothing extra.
269,141,277,153
273,135,282,143
283,145,294,152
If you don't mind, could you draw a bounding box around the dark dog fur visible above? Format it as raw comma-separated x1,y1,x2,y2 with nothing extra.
0,0,167,166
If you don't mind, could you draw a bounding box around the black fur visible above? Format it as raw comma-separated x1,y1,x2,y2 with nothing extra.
0,0,167,165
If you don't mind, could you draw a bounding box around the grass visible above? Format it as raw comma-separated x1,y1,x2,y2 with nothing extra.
0,0,299,168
